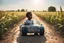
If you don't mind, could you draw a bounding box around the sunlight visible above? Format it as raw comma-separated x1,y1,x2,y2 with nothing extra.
33,0,43,4
31,0,44,9
34,0,40,4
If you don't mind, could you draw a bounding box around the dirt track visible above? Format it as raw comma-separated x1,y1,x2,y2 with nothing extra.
0,13,64,43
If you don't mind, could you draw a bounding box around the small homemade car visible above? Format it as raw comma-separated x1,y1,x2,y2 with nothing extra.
20,20,44,36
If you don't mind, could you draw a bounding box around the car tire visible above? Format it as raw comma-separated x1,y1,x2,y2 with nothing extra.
40,29,44,36
22,27,27,36
22,32,27,36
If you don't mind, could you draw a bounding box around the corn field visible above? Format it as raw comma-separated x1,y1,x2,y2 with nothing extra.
0,11,26,36
34,11,64,36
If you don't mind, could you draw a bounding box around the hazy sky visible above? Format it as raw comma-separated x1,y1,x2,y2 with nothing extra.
0,0,64,11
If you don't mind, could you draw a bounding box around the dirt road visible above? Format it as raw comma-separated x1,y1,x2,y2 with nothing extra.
0,13,64,43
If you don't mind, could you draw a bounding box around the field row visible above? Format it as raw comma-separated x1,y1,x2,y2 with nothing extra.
34,12,64,36
0,12,26,36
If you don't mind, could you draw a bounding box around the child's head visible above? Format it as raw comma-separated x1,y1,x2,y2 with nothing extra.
26,12,32,20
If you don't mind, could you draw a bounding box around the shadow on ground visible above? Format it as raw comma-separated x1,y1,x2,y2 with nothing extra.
17,32,47,43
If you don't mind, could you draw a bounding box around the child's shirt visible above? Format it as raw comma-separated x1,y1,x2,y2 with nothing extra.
24,19,34,25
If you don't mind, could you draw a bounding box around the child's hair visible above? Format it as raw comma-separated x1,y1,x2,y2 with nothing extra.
26,12,32,17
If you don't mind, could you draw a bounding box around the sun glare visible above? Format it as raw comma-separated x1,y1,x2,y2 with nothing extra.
33,0,41,4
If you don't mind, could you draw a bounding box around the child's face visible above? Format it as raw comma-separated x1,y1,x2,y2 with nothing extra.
27,14,32,20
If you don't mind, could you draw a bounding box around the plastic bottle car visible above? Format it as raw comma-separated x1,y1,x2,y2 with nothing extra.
20,20,44,36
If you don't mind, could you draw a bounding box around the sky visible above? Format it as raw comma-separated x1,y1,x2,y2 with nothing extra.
0,0,64,11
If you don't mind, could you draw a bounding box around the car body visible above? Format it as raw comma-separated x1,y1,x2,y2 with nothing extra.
20,20,44,36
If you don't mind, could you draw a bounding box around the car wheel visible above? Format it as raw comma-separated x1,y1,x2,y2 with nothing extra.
22,27,27,36
40,29,44,36
22,32,27,36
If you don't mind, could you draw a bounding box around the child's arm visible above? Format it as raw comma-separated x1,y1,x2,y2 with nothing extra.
24,20,29,25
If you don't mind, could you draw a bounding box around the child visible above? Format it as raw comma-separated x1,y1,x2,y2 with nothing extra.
24,12,33,25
